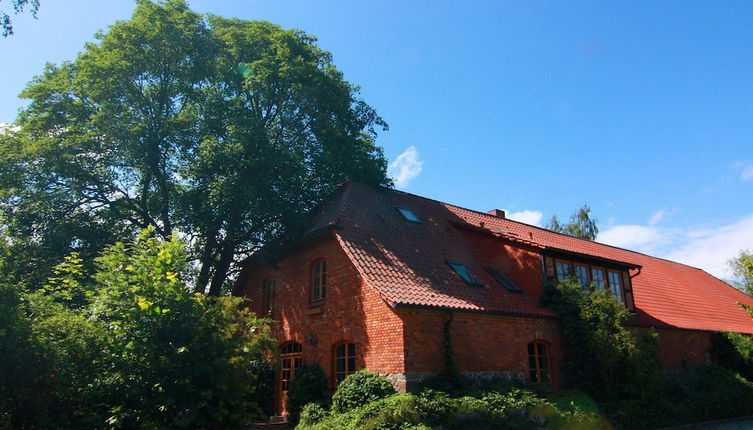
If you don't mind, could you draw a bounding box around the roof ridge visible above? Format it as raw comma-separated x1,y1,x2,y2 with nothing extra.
381,183,724,276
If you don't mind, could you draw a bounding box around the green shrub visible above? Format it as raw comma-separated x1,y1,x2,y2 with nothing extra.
297,403,329,427
540,278,662,402
413,389,455,425
331,370,396,413
608,366,753,429
287,364,330,422
711,331,753,380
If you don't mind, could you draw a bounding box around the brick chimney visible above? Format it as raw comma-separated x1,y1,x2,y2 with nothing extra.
487,209,505,218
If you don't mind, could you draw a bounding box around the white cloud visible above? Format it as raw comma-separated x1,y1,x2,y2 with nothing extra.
597,225,663,250
0,123,20,135
742,165,753,181
507,210,543,226
388,146,423,189
597,214,753,279
648,210,665,226
665,215,753,278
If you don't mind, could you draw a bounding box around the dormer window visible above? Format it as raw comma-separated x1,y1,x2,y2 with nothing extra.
485,267,523,294
447,261,483,286
395,207,420,223
608,270,624,303
545,256,634,311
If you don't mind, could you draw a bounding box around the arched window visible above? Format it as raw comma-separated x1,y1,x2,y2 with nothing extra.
333,342,356,386
312,260,327,302
527,341,551,383
263,278,275,314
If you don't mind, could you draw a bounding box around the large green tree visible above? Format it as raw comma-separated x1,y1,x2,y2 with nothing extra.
1,0,39,36
545,204,599,241
729,249,753,296
1,0,389,293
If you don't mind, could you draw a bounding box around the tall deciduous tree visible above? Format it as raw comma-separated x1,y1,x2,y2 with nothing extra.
1,0,39,36
729,250,753,296
1,0,389,293
545,205,599,241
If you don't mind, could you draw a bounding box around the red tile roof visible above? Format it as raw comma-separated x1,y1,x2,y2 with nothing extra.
309,182,753,334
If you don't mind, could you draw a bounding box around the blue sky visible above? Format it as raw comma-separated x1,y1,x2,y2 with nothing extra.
2,0,752,278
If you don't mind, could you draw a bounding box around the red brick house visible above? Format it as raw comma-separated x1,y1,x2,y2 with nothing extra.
233,181,753,413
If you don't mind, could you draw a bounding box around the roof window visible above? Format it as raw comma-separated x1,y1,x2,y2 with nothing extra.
396,207,420,223
485,267,523,294
447,261,483,286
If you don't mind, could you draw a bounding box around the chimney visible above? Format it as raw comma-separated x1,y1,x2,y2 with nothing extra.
487,209,505,218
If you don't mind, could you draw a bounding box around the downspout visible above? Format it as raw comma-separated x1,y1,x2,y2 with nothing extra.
443,311,458,376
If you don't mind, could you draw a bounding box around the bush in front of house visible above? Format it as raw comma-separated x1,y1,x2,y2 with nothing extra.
297,403,330,427
711,331,753,381
286,364,330,423
331,370,397,413
295,374,603,430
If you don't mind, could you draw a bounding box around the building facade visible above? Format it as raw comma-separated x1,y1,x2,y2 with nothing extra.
233,182,753,413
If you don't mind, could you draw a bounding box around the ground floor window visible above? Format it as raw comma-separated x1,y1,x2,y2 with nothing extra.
280,342,303,391
528,341,551,383
333,342,357,386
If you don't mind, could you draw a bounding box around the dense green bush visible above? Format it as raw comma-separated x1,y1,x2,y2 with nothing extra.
331,370,397,413
609,366,753,429
711,331,753,380
540,278,753,429
0,231,276,429
298,403,330,427
540,278,662,403
286,364,330,422
296,381,603,430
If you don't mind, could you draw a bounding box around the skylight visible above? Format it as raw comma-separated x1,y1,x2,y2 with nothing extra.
485,267,523,294
395,207,420,223
447,261,483,286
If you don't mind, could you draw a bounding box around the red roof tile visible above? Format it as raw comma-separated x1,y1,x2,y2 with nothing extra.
311,182,753,333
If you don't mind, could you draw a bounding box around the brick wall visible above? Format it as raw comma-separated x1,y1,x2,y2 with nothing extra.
399,308,565,385
240,233,406,385
631,326,712,370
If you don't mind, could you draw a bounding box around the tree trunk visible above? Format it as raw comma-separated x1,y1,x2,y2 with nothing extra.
207,240,236,296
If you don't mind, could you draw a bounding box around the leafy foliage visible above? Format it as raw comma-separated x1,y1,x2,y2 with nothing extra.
0,231,276,429
286,364,330,423
1,0,390,293
545,205,598,241
710,331,753,381
0,0,39,36
541,277,661,402
331,370,397,414
297,403,330,428
296,382,600,430
729,249,753,296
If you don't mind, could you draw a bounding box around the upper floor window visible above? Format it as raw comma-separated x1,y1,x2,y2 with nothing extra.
574,264,590,287
333,342,357,386
447,261,483,286
608,270,624,303
555,261,572,282
550,258,628,302
528,341,551,384
263,278,275,314
312,260,327,302
395,207,421,223
591,267,606,290
485,267,523,294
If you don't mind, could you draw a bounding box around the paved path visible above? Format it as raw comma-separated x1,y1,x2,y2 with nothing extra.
663,417,753,430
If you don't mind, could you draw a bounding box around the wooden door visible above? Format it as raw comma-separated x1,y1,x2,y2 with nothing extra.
278,342,303,415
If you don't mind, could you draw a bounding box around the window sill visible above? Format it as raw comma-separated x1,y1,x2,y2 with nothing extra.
306,304,324,315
